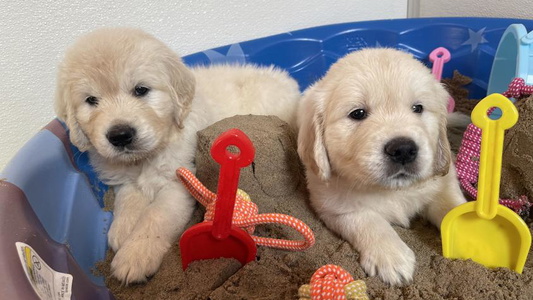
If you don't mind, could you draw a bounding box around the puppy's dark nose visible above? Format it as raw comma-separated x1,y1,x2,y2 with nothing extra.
384,137,418,165
106,124,136,147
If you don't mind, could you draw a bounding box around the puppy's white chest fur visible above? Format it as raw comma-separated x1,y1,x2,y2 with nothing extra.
306,170,443,227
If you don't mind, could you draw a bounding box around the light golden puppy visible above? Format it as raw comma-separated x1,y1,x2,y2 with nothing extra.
55,28,300,284
297,48,466,285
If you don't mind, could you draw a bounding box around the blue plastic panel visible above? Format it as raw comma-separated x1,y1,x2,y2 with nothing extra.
184,17,533,99
1,128,112,285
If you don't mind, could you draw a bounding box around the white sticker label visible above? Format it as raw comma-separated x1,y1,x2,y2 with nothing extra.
15,242,73,300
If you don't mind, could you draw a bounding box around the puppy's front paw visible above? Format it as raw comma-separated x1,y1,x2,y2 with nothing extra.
359,239,415,286
110,238,170,284
107,217,136,251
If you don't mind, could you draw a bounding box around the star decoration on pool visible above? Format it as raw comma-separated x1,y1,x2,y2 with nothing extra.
462,28,488,52
202,43,246,64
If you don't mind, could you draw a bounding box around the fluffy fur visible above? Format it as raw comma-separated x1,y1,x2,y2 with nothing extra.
297,48,466,285
55,28,300,284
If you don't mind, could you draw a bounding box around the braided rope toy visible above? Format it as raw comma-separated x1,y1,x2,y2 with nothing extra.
502,77,533,99
298,265,368,300
456,79,532,217
177,167,315,251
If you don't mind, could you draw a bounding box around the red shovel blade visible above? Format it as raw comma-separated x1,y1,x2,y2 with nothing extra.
180,129,257,270
180,222,257,270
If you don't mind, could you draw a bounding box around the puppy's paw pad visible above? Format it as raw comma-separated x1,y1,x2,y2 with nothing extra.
111,239,170,284
360,242,415,286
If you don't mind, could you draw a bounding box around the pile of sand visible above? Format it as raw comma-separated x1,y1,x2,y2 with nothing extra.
501,94,533,204
99,111,533,299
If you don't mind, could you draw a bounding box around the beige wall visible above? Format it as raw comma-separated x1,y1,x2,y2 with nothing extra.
420,0,533,19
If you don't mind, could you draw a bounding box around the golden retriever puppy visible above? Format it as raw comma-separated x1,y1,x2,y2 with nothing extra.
297,48,466,285
55,28,300,284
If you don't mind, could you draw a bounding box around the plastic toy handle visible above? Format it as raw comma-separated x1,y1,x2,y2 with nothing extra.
429,47,451,81
210,129,255,239
471,94,518,219
429,47,455,113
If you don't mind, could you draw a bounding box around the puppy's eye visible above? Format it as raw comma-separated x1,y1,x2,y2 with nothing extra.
134,85,150,97
349,109,367,120
412,104,423,113
85,96,98,106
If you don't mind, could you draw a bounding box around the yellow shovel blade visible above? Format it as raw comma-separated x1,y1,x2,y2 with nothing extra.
441,201,531,273
441,94,531,273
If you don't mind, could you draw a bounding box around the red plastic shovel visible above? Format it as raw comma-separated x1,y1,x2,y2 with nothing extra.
180,129,257,270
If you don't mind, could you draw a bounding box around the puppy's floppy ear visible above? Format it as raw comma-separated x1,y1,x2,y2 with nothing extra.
165,53,196,128
54,70,91,152
434,113,451,176
297,85,331,181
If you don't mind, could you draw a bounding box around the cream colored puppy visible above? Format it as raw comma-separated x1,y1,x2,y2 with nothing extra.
55,28,300,284
297,48,466,285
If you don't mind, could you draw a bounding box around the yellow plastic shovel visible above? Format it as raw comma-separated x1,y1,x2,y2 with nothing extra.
441,93,531,273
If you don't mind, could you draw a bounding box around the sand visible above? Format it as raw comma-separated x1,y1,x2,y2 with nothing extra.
98,75,533,299
501,94,533,204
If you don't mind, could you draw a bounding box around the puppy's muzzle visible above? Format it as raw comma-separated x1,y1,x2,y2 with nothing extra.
106,124,136,148
384,137,418,165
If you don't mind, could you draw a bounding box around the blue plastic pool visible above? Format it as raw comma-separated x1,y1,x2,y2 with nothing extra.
2,17,533,299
